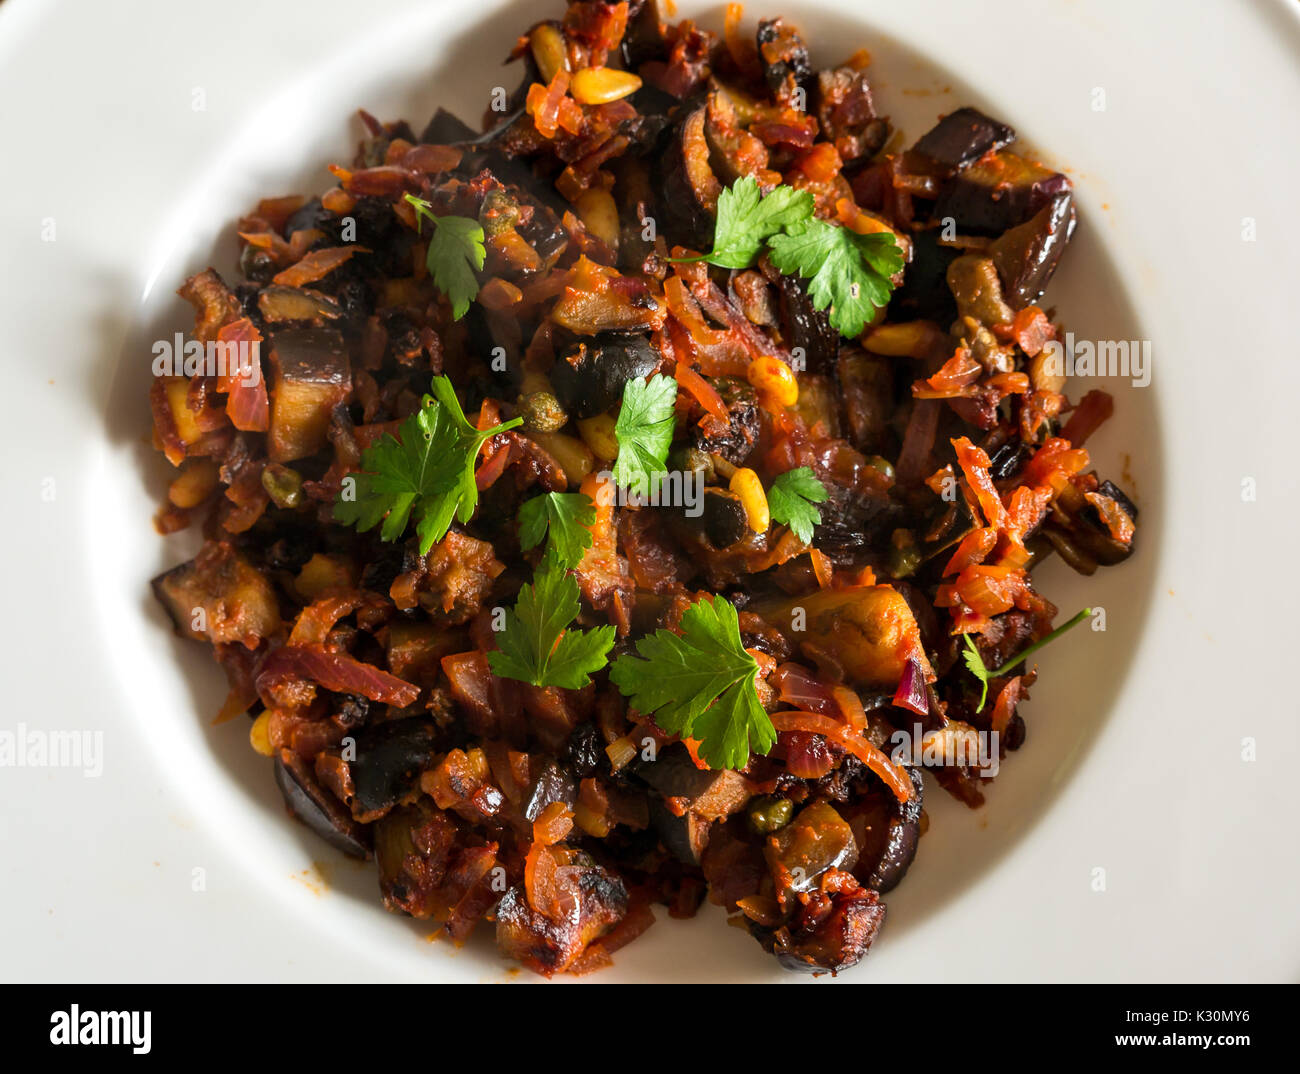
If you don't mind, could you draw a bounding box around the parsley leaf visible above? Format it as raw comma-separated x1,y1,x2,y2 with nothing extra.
518,491,595,571
962,607,1092,710
767,466,829,544
488,565,616,689
333,375,520,554
767,219,904,338
612,374,678,499
671,176,815,269
404,194,484,320
609,595,775,770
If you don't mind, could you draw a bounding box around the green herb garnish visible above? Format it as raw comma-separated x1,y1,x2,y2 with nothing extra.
488,565,616,690
767,466,829,544
962,607,1093,711
767,218,904,338
671,176,814,269
333,375,520,553
612,373,678,499
518,491,595,571
610,595,775,770
404,194,484,320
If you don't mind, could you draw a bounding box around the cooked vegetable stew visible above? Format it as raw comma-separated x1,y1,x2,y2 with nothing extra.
149,0,1136,976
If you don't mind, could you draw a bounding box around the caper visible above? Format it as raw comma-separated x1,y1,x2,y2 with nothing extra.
239,243,276,285
675,446,716,483
748,795,794,835
866,455,896,484
261,463,303,509
479,189,521,238
888,528,921,579
518,391,568,433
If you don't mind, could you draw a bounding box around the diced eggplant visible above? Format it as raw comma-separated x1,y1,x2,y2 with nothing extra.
274,749,371,860
648,798,712,865
151,543,281,647
1056,479,1137,566
549,332,660,418
633,744,751,820
910,107,1015,177
764,800,859,900
932,151,1071,236
988,439,1034,482
282,198,334,240
524,760,578,822
816,66,890,166
888,228,959,324
988,190,1077,307
257,285,341,325
495,866,628,976
267,327,351,462
317,719,439,823
758,585,928,689
418,107,477,146
774,272,840,371
946,254,1015,328
698,487,749,549
654,105,720,250
621,0,669,67
374,797,460,917
837,346,894,454
688,376,761,464
767,885,886,973
848,768,923,893
756,17,813,101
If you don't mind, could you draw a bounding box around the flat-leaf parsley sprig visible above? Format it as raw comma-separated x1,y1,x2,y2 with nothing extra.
518,491,596,570
610,595,776,770
404,194,485,320
488,565,616,690
333,375,520,553
668,176,903,338
962,607,1092,710
612,374,678,499
766,466,829,544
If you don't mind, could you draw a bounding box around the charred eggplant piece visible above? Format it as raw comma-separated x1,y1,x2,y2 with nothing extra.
698,487,749,549
888,228,959,324
775,273,840,372
317,719,439,823
495,866,628,976
633,744,751,864
655,105,720,250
766,885,887,973
274,749,371,859
688,376,761,464
152,544,281,647
765,800,858,899
988,190,1077,307
757,17,813,101
524,760,578,821
932,151,1071,236
267,327,351,462
837,346,894,454
549,332,660,418
911,107,1015,177
622,0,670,67
848,769,923,893
419,107,477,145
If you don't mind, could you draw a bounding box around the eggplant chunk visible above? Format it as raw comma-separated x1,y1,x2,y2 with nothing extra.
932,151,1071,236
634,744,751,864
764,800,858,901
759,585,929,689
848,769,924,893
549,332,660,418
911,107,1015,176
274,750,371,859
316,719,439,824
621,0,669,67
947,254,1015,328
837,346,894,453
769,885,887,974
698,487,749,549
655,105,720,250
495,867,628,976
756,17,813,101
524,760,578,821
889,228,959,324
688,376,761,464
267,326,351,461
774,273,840,373
648,798,713,865
988,190,1077,307
152,542,281,647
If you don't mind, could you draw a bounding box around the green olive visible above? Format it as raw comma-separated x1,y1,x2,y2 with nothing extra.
866,455,896,484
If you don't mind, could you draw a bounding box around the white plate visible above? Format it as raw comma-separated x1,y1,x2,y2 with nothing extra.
1,0,1297,982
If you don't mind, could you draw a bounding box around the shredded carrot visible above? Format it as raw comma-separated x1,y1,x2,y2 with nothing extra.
674,360,729,422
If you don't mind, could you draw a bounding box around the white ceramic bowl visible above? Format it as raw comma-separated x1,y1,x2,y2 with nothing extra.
1,0,1296,982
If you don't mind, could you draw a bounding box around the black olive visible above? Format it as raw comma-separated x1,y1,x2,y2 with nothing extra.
550,333,660,418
